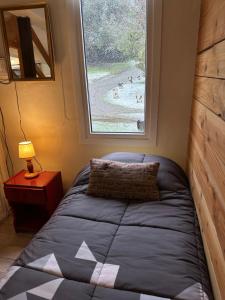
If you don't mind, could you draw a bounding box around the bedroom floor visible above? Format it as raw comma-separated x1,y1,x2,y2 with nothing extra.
0,215,33,279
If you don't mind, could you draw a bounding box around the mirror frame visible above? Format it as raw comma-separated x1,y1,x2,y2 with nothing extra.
0,4,55,81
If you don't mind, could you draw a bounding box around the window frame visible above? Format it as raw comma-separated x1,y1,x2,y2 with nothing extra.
75,0,162,145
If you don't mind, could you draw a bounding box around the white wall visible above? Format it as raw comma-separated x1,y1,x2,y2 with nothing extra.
0,0,200,190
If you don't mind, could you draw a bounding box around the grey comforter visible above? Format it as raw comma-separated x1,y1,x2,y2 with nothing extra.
0,152,213,300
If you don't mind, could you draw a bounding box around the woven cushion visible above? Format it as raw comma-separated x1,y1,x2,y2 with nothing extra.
87,159,160,201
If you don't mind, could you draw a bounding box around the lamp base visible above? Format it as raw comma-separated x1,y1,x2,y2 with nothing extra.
24,172,39,179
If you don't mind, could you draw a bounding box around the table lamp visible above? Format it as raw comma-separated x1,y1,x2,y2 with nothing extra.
18,141,39,179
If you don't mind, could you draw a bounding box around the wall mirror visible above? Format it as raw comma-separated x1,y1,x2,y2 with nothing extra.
0,4,54,81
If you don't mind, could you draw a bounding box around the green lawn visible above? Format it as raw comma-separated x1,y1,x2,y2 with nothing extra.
92,120,140,133
87,62,132,76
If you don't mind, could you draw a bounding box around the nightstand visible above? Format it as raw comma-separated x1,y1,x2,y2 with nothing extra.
4,170,63,233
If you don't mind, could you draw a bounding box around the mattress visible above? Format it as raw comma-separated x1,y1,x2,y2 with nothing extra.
0,152,213,300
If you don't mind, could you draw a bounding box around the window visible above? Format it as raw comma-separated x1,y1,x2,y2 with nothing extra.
77,0,162,142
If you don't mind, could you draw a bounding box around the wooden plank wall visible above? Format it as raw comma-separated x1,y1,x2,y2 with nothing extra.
188,1,225,299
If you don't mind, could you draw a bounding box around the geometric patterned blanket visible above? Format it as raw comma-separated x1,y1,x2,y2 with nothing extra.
0,153,213,300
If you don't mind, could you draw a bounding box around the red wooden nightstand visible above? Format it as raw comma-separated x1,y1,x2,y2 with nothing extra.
4,170,63,233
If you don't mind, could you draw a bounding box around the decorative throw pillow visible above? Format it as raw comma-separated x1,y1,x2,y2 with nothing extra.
87,159,160,201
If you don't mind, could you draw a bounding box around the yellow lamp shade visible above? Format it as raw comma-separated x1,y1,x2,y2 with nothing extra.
18,141,35,159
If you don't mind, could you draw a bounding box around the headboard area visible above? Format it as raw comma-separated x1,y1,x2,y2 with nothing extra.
188,0,225,299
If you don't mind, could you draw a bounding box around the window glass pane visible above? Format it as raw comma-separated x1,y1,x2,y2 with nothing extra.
81,0,146,134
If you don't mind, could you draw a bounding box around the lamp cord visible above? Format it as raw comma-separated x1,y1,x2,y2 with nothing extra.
0,106,14,176
34,157,43,172
0,78,43,173
14,82,43,172
14,82,27,141
0,80,14,176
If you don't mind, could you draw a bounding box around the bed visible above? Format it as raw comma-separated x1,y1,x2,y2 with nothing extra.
0,152,213,300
